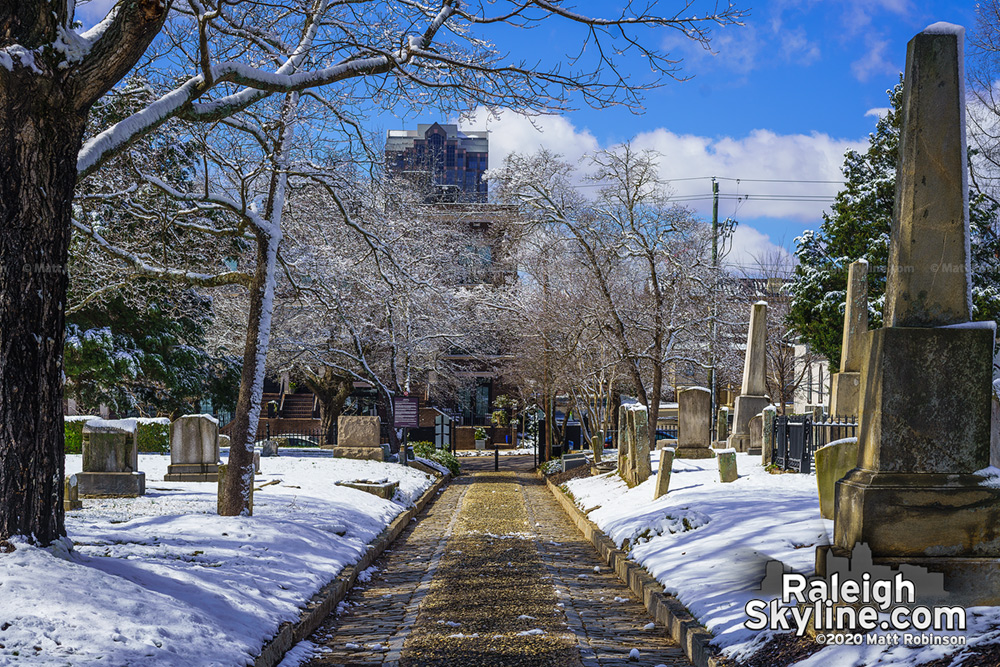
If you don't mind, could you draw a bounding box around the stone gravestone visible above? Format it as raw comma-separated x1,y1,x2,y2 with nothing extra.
219,434,231,449
260,440,280,457
591,434,603,464
629,405,652,487
826,24,1000,606
675,387,715,459
728,302,770,452
717,449,738,483
654,447,675,500
617,404,652,487
748,414,763,457
165,415,220,482
333,415,385,461
992,383,1000,469
253,450,261,474
829,261,868,419
760,405,777,466
63,475,82,511
716,406,729,445
816,437,859,520
617,406,629,473
78,419,145,497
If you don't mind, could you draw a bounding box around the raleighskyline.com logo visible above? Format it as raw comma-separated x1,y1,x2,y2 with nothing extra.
745,544,967,645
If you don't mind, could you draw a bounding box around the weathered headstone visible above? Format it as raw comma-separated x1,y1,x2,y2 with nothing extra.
675,387,715,459
617,404,652,487
562,451,588,473
260,440,280,457
630,405,652,486
617,406,629,473
829,261,868,418
63,475,82,511
716,406,730,444
333,415,384,461
992,382,1000,469
827,24,1000,606
761,406,777,466
336,479,400,499
253,450,261,474
654,448,675,500
78,419,145,497
728,302,770,452
591,434,603,464
717,449,738,483
165,415,220,482
217,463,253,515
748,414,763,457
219,434,231,449
816,437,859,520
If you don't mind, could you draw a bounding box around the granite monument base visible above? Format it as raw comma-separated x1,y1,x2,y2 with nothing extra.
165,462,220,482
77,471,145,498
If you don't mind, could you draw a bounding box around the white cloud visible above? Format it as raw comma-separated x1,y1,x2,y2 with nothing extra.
723,225,796,273
631,128,864,221
457,108,600,171
865,107,891,118
851,37,900,82
460,109,866,224
780,27,821,66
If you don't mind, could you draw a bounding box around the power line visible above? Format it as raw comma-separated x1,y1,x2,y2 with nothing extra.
572,175,846,188
711,176,846,184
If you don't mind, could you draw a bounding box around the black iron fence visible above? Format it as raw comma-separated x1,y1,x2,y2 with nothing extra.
260,423,329,448
772,414,859,473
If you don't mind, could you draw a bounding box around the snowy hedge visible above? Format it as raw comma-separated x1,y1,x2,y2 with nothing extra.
64,416,100,454
136,421,170,453
63,416,170,454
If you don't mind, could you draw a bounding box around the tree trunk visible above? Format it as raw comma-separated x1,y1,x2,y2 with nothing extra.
544,390,556,461
304,373,352,445
0,84,86,543
647,363,663,454
219,234,277,515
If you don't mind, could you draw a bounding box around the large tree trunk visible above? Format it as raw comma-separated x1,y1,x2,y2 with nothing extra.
0,0,166,544
304,372,353,444
0,84,85,544
219,235,277,515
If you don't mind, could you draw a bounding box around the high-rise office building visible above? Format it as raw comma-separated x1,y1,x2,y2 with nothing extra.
385,123,488,202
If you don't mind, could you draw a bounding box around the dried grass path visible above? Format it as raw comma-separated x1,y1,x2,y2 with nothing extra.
302,458,691,666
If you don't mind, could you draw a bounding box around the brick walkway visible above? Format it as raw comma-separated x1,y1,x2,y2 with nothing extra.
302,458,691,666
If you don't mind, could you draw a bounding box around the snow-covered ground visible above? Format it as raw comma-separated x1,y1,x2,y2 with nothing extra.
0,450,438,666
563,451,1000,667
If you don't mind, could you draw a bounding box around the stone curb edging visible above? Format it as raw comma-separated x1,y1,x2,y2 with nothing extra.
541,473,725,667
254,471,452,667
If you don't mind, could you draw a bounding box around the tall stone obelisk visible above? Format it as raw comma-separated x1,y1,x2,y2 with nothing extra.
828,261,868,417
830,23,1000,606
727,301,770,454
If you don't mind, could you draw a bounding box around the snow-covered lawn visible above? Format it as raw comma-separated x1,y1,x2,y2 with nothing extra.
563,451,1000,667
1,451,438,666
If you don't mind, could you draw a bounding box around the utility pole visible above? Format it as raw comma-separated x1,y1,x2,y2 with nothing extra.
708,178,720,438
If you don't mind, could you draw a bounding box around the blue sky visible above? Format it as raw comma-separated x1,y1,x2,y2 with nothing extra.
76,0,977,272
375,1,978,273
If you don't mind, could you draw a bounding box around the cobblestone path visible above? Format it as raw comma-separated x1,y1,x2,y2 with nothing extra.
302,461,691,666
